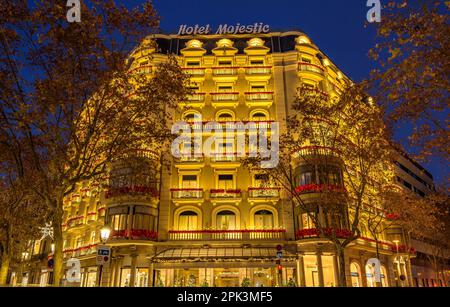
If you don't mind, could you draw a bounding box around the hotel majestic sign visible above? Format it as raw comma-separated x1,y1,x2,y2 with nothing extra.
177,23,270,36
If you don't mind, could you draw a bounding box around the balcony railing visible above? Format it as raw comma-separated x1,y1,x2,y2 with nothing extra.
245,92,274,101
212,67,239,76
210,189,242,198
185,93,206,102
182,67,206,76
111,229,158,241
295,228,352,240
128,65,153,75
63,244,97,259
210,92,239,101
105,185,159,199
245,66,272,75
298,62,325,75
175,155,204,163
295,146,338,158
210,153,240,163
294,184,346,194
248,188,280,198
171,189,204,199
169,229,286,241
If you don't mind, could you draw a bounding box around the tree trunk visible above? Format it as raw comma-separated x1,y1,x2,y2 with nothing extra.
52,198,64,287
336,245,347,287
0,252,10,285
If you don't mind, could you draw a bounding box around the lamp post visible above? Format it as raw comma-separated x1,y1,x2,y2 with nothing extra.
98,226,111,287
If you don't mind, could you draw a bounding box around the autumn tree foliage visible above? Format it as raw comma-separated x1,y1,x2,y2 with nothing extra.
245,82,394,287
0,0,189,286
369,0,449,162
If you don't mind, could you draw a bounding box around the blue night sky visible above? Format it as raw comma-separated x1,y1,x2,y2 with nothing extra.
122,0,445,184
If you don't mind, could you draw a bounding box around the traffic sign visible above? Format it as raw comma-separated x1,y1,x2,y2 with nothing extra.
276,245,283,251
276,251,283,259
96,245,111,265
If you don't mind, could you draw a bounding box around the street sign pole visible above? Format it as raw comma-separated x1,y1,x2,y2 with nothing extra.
96,245,111,287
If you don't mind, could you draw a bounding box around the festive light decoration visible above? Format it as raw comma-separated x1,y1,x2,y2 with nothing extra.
294,184,346,194
295,228,352,239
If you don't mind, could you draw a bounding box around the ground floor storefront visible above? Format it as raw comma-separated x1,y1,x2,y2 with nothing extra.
10,243,420,287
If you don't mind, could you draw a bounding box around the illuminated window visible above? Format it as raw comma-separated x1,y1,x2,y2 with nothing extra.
254,174,270,187
216,210,236,230
301,213,316,229
182,175,198,189
255,210,274,229
178,211,198,231
350,262,362,287
218,174,234,190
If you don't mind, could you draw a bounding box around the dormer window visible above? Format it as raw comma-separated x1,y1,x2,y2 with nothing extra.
218,60,232,66
250,60,264,66
187,61,200,67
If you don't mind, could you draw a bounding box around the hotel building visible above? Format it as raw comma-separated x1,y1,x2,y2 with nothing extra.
12,30,447,287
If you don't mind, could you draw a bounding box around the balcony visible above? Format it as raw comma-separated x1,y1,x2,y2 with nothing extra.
245,66,272,82
128,65,153,76
171,188,204,200
210,153,240,163
292,146,339,159
86,212,97,223
105,185,159,203
111,229,158,241
66,216,85,229
180,93,206,108
210,92,240,108
245,66,272,75
210,189,242,199
294,184,346,195
169,229,286,241
212,66,239,76
245,92,274,107
298,62,325,81
295,228,352,240
182,67,206,77
248,188,281,203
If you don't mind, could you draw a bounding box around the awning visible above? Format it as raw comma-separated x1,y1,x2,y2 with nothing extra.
151,247,297,262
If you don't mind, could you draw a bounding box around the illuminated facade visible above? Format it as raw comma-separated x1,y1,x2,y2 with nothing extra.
17,31,427,287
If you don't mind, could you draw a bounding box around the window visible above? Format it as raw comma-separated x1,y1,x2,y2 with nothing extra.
350,263,361,287
178,211,198,231
218,175,234,189
318,165,342,186
218,85,233,92
184,113,201,122
182,175,198,189
218,113,234,121
187,61,200,67
254,174,270,187
250,60,264,66
133,214,155,231
111,214,128,231
301,212,316,229
297,165,316,186
251,85,266,91
255,210,274,229
252,112,268,121
218,60,232,66
216,210,236,230
301,57,312,63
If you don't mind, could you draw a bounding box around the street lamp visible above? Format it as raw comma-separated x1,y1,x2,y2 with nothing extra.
98,225,111,287
51,243,55,254
100,226,111,244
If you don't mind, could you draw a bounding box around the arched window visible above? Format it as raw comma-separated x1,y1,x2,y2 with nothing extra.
216,110,235,122
350,262,362,287
216,210,236,230
254,210,274,229
183,112,201,122
178,211,198,231
366,263,377,287
250,110,269,121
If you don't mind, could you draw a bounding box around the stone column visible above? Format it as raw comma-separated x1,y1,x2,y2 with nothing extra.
333,254,340,287
316,251,324,287
297,254,306,287
129,254,138,287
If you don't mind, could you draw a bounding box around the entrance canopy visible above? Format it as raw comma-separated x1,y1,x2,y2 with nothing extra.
152,247,297,262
